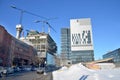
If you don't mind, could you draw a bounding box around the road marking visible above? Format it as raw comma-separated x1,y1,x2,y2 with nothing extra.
79,75,88,80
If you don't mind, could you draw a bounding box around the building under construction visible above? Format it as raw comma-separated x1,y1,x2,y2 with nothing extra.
22,30,57,66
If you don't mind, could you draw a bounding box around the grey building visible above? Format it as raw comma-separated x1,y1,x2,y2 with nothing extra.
61,28,71,65
103,48,120,63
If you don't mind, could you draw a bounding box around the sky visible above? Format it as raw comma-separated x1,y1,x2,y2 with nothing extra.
0,0,120,60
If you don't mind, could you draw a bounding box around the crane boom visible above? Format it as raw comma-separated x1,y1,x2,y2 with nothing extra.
11,5,48,24
46,22,56,33
35,20,57,33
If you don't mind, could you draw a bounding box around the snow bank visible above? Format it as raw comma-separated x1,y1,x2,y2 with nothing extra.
52,63,120,80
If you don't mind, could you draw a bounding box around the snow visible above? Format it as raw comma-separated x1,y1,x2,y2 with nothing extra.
53,63,120,80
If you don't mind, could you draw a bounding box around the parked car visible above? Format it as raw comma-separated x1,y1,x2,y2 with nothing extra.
36,67,44,74
0,66,7,77
19,66,25,71
5,67,14,74
31,67,37,71
24,67,31,71
13,66,21,72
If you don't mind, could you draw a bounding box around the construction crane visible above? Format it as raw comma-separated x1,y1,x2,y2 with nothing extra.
26,30,30,36
11,5,48,24
35,20,57,34
11,5,57,36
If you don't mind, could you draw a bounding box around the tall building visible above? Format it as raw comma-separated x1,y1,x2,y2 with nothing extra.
61,18,94,64
61,28,71,65
25,30,57,65
70,18,94,64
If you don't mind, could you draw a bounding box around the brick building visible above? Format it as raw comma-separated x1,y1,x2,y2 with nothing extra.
0,25,37,67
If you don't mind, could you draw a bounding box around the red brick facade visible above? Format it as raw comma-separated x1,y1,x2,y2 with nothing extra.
0,25,37,67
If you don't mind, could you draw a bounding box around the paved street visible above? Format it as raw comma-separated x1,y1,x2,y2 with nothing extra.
0,71,53,80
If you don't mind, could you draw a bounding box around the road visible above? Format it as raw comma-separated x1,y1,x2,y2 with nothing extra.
0,71,53,80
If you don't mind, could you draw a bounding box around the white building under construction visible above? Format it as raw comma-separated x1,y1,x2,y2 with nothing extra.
22,30,57,65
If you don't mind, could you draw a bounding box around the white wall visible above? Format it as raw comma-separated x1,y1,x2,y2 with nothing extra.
70,18,94,51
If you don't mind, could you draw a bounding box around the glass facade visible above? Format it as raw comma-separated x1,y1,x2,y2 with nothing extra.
71,50,94,64
47,53,55,65
61,28,71,60
103,48,120,63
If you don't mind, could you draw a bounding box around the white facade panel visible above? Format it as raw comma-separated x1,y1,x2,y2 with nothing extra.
26,36,35,39
70,18,94,51
40,36,47,39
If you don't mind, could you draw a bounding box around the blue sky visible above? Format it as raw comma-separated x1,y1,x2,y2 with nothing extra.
0,0,120,60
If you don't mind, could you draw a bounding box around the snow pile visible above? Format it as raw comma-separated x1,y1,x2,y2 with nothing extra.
59,66,68,70
52,63,120,80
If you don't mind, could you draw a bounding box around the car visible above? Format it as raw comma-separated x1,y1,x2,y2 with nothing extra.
31,67,37,71
0,66,7,77
5,67,14,74
24,67,31,71
13,66,21,72
19,66,25,71
36,67,45,74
